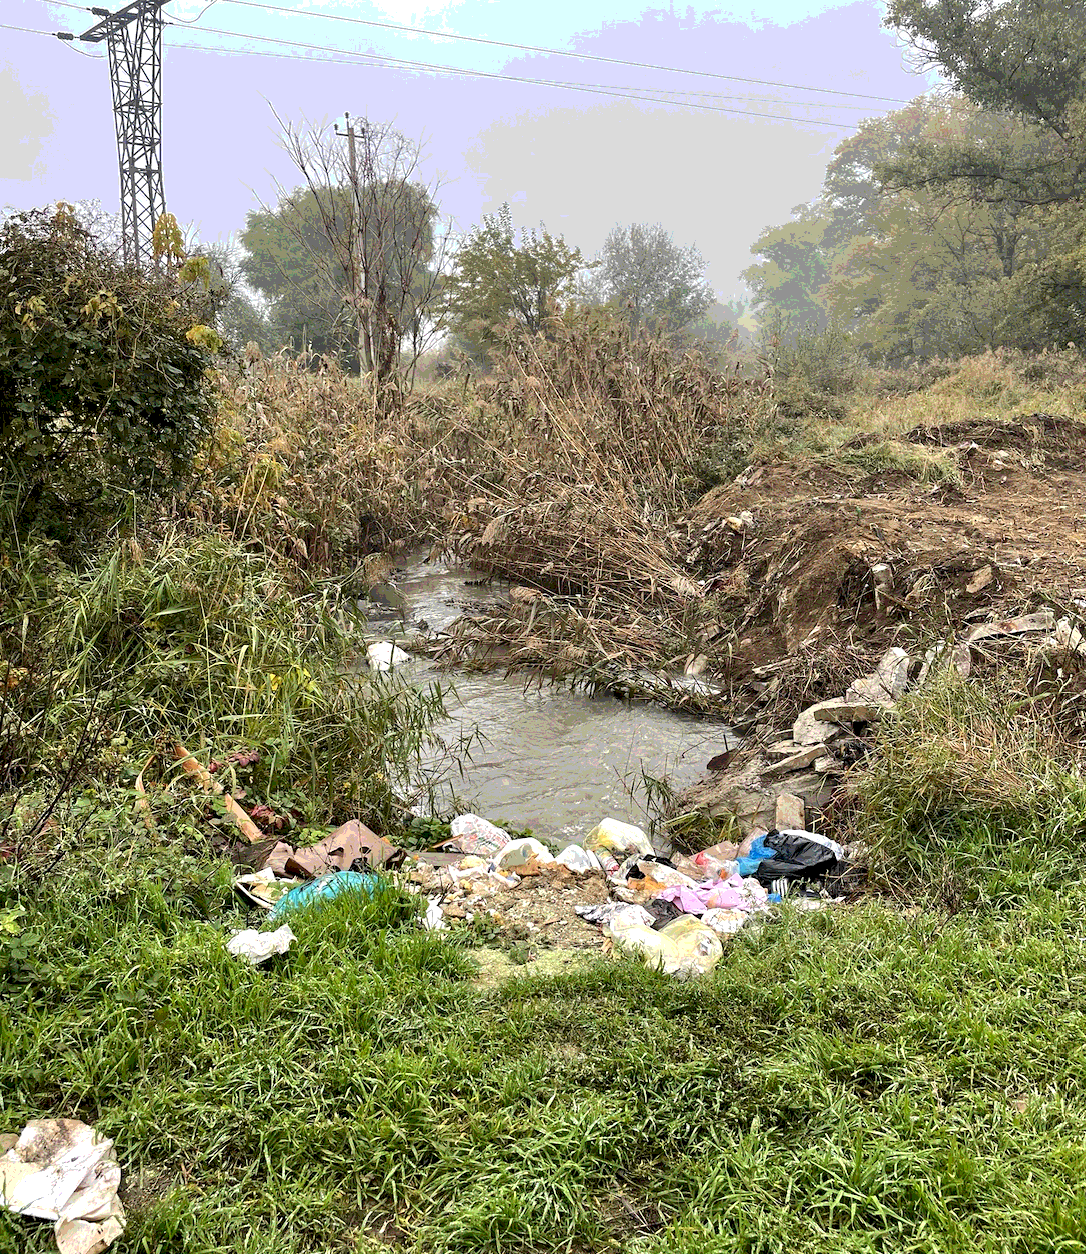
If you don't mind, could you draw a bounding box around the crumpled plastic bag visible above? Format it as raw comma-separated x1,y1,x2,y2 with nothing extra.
226,925,296,965
268,870,381,922
583,817,653,859
492,837,554,871
0,1120,126,1254
611,915,723,978
553,844,602,873
447,814,511,858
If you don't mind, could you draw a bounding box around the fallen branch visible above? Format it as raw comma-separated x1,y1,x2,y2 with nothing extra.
172,743,264,844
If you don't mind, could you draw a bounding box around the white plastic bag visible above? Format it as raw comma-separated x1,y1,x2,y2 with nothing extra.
449,813,511,858
584,817,653,859
553,844,602,873
226,925,296,965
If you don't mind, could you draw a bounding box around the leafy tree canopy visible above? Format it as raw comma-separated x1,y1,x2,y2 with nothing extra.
444,204,584,359
586,222,714,333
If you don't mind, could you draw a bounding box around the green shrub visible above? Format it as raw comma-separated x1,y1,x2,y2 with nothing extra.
0,527,448,830
762,315,863,421
0,205,217,540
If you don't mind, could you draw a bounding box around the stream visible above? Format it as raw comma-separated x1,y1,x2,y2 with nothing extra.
363,555,733,843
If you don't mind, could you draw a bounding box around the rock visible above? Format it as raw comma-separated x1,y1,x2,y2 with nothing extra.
792,708,846,747
916,640,972,686
793,699,881,745
806,699,884,725
766,739,801,758
775,792,805,831
1055,617,1086,657
967,609,1055,642
763,745,824,778
846,647,911,706
871,562,894,611
966,564,994,594
684,653,710,677
367,581,407,611
814,755,842,774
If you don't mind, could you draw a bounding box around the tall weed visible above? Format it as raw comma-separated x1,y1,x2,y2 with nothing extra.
0,527,448,830
853,671,1086,908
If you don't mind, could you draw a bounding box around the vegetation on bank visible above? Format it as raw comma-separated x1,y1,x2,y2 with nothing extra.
5,197,1086,1254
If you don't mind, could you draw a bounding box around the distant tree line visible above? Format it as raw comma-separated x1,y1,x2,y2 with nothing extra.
745,0,1086,361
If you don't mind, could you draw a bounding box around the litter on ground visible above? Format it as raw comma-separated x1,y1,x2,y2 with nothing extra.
0,1120,125,1254
230,808,852,979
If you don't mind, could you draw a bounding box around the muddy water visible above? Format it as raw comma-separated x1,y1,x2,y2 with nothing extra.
365,556,732,842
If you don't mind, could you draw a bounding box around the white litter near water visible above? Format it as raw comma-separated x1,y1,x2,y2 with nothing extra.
366,641,411,672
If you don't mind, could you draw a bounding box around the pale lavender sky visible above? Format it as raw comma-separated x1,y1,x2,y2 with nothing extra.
3,0,937,297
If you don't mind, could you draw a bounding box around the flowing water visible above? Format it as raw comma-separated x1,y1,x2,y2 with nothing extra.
364,555,732,842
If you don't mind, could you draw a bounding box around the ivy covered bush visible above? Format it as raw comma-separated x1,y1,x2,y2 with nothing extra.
0,204,219,540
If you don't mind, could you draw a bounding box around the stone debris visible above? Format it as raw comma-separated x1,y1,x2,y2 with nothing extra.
966,564,994,594
805,699,885,726
763,745,824,778
966,609,1055,642
845,647,911,706
1055,617,1086,657
774,792,805,831
792,707,846,747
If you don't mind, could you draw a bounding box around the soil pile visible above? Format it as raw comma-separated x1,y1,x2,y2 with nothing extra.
678,414,1086,715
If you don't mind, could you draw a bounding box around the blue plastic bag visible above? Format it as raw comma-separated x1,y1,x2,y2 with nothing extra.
736,835,776,878
268,870,381,923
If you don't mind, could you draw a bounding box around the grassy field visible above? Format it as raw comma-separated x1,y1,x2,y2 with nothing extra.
4,845,1086,1253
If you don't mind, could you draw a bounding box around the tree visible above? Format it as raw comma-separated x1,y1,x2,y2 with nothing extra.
886,0,1086,147
745,94,1080,359
586,222,713,333
743,207,835,331
263,114,444,394
444,204,584,359
242,188,358,363
0,205,216,536
879,0,1086,345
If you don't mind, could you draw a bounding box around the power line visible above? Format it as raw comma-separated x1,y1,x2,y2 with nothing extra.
48,0,897,117
164,35,877,112
156,21,859,127
46,2,875,126
184,0,910,105
4,20,58,35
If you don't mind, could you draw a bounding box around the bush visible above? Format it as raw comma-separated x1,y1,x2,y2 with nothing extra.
761,316,863,421
0,204,217,540
0,527,448,831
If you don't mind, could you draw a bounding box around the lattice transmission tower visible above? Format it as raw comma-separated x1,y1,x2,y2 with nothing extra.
79,0,172,267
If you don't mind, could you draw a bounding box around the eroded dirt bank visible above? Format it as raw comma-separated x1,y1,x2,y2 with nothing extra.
428,413,1086,841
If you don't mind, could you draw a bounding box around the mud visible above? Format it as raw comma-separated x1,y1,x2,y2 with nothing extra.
678,414,1086,715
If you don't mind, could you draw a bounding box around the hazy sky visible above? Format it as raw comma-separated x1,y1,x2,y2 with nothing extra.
4,0,938,299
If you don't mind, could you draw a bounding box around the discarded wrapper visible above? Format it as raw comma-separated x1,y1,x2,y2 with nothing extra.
226,925,296,965
0,1119,126,1254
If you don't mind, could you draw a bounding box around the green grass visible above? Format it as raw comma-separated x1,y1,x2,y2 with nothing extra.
4,833,1086,1254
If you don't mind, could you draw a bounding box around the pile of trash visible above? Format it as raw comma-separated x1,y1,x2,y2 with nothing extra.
227,811,849,980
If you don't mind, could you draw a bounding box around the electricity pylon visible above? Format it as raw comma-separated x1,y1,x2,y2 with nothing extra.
79,0,171,267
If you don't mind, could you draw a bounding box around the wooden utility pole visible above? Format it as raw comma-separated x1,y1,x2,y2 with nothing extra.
334,112,367,373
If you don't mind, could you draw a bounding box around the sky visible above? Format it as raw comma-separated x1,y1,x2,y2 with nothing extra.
3,0,939,301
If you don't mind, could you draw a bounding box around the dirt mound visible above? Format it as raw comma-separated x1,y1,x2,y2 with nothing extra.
903,413,1086,468
678,415,1086,717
